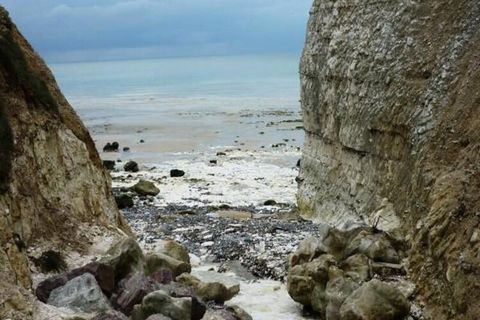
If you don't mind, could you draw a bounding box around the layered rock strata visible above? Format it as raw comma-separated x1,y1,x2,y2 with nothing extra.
0,7,129,319
298,0,480,318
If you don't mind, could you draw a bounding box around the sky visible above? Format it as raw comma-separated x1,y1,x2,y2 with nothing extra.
1,0,312,63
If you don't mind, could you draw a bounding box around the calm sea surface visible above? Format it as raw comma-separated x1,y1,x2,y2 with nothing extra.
49,54,303,160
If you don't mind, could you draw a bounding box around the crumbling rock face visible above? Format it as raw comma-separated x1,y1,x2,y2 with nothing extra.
298,0,480,318
0,7,129,319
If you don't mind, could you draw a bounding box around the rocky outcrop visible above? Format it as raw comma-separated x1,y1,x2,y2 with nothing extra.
0,6,129,319
298,0,480,318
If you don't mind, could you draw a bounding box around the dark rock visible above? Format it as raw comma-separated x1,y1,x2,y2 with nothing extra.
31,250,67,274
216,152,227,156
35,274,68,303
263,200,277,206
116,194,134,209
103,142,120,152
170,169,185,178
70,262,116,296
124,161,139,173
103,160,116,171
209,160,217,165
140,139,145,143
123,147,131,152
296,159,301,167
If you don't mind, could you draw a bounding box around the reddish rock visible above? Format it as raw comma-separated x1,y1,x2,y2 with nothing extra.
114,272,158,315
149,268,174,285
35,262,114,302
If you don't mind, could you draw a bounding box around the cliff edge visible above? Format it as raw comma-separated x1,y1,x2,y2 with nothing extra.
298,0,480,318
0,7,129,319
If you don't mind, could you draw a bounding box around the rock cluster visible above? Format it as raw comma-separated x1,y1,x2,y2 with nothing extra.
35,237,250,320
287,225,410,319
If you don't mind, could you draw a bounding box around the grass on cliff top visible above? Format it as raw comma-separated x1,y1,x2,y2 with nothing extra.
0,26,58,113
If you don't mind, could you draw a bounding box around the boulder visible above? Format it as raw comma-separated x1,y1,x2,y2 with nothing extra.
115,194,134,209
124,161,139,173
344,230,400,264
289,234,334,267
339,279,410,320
103,160,116,171
325,269,360,320
197,281,239,303
36,274,69,302
176,273,239,303
170,169,185,177
157,282,206,320
101,237,145,282
36,262,115,302
130,180,160,196
341,254,372,283
149,268,174,285
161,240,190,264
113,272,159,315
104,142,120,152
226,305,253,320
93,310,129,320
287,254,336,308
145,253,191,277
133,290,192,320
47,273,111,313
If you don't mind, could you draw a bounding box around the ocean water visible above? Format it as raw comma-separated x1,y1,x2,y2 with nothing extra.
50,54,304,161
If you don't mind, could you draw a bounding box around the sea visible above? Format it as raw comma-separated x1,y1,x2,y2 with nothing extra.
49,53,304,162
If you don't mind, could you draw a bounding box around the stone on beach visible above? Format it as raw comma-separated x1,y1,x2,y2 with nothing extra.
124,161,140,172
47,273,111,313
103,160,116,170
130,179,160,196
101,237,145,282
104,142,120,152
159,240,191,264
170,169,186,177
115,193,135,209
36,262,115,302
113,272,159,315
339,279,410,320
145,253,191,277
177,271,240,303
131,290,192,320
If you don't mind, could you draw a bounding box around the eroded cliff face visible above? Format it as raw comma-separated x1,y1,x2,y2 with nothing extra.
0,7,129,319
298,0,480,318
